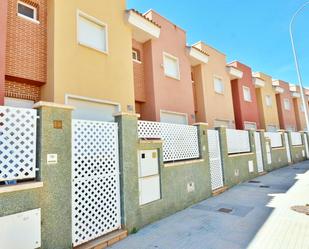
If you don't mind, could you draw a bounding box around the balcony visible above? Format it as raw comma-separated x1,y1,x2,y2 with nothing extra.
226,66,243,80
187,46,209,66
126,9,161,43
253,77,265,88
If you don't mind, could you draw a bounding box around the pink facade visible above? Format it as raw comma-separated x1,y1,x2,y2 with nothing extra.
133,10,195,124
0,0,8,105
229,61,260,130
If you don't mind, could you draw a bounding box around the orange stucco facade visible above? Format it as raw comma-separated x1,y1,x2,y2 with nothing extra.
192,42,235,128
133,10,195,124
254,72,280,131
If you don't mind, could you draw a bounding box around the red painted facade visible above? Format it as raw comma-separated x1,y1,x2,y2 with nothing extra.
274,80,297,131
229,61,260,129
0,0,8,105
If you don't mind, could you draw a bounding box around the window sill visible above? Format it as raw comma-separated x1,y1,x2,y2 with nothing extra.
0,182,43,194
78,42,108,55
164,74,180,81
17,13,40,24
228,152,254,158
164,159,204,168
133,59,142,64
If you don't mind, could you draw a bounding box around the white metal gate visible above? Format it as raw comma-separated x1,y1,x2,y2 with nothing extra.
72,120,121,247
303,133,309,159
254,132,264,173
284,133,292,163
207,130,224,190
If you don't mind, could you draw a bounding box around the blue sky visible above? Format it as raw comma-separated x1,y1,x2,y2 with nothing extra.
127,0,309,86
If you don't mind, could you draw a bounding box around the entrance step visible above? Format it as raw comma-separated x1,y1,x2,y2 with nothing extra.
74,229,128,249
212,186,228,196
259,172,267,176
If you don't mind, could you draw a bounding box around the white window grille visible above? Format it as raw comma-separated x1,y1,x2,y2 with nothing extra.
264,132,283,148
291,132,302,146
0,106,37,182
243,86,252,102
284,99,291,110
78,11,108,53
265,95,272,107
163,52,180,80
137,121,200,162
214,77,224,94
226,129,251,154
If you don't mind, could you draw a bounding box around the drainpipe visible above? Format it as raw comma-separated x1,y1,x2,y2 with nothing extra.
0,0,8,105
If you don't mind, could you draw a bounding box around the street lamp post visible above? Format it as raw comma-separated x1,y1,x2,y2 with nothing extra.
289,1,309,131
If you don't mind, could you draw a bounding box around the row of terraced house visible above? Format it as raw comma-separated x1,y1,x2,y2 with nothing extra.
1,1,309,249
0,0,308,131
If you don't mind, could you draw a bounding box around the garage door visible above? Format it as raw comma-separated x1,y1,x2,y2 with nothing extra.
67,97,119,122
4,97,34,109
160,111,188,125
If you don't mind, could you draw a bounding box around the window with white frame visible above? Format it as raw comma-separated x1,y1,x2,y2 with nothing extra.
132,49,141,63
163,53,180,80
243,86,252,102
265,95,272,107
284,98,291,110
214,77,224,94
78,11,108,53
17,1,38,22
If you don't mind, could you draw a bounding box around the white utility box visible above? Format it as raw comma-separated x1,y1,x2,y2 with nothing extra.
0,208,41,249
138,150,161,205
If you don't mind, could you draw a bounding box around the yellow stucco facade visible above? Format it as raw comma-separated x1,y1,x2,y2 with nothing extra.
254,72,280,131
193,42,235,128
43,0,135,111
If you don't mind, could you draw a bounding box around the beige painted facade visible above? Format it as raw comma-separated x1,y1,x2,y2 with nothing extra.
253,72,280,131
44,0,135,112
192,42,235,128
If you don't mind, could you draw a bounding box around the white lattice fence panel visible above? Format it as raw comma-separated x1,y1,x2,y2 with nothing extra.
137,121,161,139
72,120,121,246
207,130,224,190
226,129,250,154
0,106,37,181
137,121,200,162
291,132,302,146
264,132,283,148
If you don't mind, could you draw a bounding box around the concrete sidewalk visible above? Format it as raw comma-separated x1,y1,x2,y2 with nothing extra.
111,161,309,249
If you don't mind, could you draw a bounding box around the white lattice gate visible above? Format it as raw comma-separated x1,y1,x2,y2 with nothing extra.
207,130,224,190
72,120,121,247
303,133,309,159
254,132,264,173
284,133,292,163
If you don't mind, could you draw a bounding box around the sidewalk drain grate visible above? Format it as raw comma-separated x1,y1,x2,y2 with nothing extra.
259,185,270,188
218,208,233,213
248,180,261,183
291,205,309,215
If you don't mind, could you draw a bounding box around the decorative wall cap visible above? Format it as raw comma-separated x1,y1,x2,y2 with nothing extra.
193,122,209,126
33,101,75,110
113,112,141,118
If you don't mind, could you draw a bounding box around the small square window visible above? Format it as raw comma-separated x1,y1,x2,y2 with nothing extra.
17,1,38,22
265,95,272,107
163,53,180,80
284,99,291,110
132,49,141,63
214,77,224,94
243,86,252,102
78,11,108,53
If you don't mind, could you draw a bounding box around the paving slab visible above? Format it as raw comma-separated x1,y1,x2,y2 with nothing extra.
111,162,309,249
